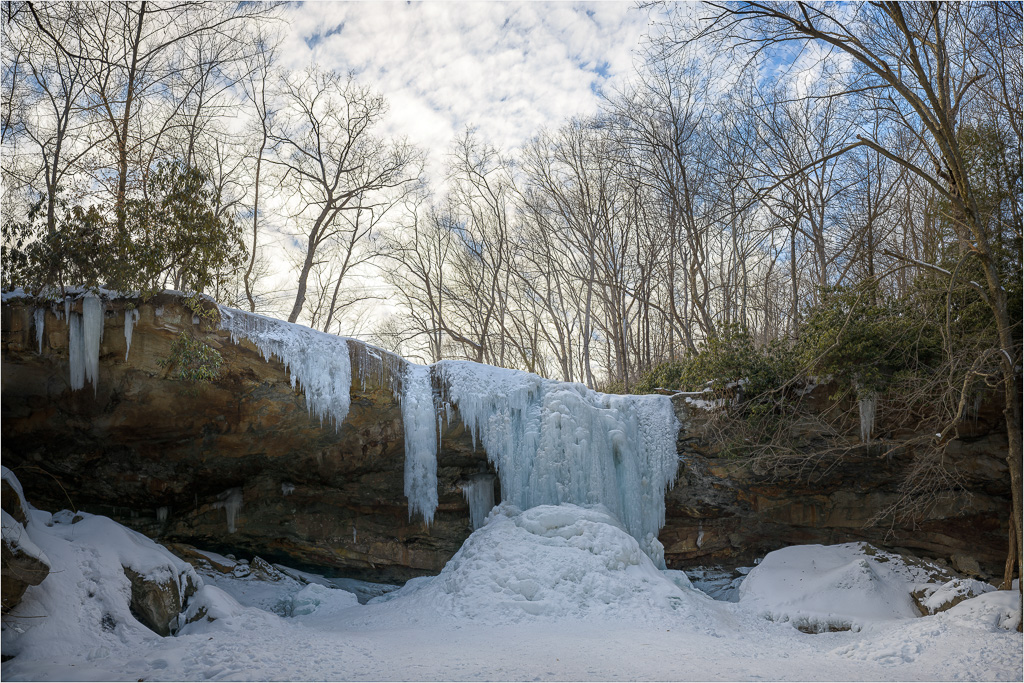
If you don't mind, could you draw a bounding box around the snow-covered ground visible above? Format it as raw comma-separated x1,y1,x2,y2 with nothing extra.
3,479,1021,682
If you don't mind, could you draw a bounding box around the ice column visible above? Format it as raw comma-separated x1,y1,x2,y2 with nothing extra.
33,308,45,354
218,306,352,428
859,393,876,443
402,364,439,525
213,488,243,533
124,308,140,360
462,473,496,530
438,360,680,567
68,313,85,390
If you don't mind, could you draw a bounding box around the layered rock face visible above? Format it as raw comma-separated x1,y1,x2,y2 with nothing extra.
1,294,1011,580
1,294,490,583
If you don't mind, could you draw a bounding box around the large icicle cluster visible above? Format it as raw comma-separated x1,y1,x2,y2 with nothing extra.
462,473,496,530
402,364,439,524
67,294,104,393
437,360,680,567
218,306,352,428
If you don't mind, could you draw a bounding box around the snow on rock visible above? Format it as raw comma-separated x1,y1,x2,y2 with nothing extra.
737,542,974,633
218,305,352,428
402,363,438,524
366,503,714,625
2,481,203,662
943,589,1021,632
437,361,679,567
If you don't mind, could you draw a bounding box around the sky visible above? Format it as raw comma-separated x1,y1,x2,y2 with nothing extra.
275,1,655,181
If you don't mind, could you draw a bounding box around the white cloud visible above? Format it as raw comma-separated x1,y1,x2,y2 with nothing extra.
278,1,650,179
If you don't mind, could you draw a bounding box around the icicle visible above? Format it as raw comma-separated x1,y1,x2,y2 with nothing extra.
33,308,45,354
281,483,295,496
402,364,439,525
156,507,168,524
218,306,352,429
437,360,680,567
462,472,496,530
124,308,140,361
69,313,85,390
859,393,876,443
81,294,104,394
212,488,243,533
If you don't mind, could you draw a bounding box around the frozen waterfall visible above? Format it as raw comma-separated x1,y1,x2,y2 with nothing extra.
218,306,352,429
402,364,439,525
437,361,680,568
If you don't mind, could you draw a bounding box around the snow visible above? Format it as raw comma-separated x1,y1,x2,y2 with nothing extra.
123,307,139,360
736,542,998,633
462,472,496,530
2,491,1021,682
218,306,352,429
437,360,679,567
401,363,439,524
361,503,718,625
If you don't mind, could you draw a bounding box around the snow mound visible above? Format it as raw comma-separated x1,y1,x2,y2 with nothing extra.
3,505,202,662
368,503,714,625
176,585,281,635
944,590,1021,632
738,543,923,632
287,583,360,617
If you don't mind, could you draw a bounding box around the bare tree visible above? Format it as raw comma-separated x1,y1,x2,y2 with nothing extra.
269,67,418,324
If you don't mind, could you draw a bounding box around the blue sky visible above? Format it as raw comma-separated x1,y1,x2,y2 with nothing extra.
278,2,653,179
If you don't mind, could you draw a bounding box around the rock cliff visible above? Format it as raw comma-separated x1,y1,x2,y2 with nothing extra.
1,293,1011,581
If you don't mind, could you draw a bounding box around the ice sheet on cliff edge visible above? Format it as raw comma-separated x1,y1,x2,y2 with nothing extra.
218,305,353,429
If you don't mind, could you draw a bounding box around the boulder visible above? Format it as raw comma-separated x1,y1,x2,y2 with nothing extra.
122,565,196,636
1,532,49,612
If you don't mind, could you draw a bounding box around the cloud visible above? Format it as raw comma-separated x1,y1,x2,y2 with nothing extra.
278,1,650,180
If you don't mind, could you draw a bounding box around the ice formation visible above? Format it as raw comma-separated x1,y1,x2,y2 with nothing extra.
437,361,680,567
859,393,876,443
156,506,168,524
68,312,84,390
281,483,295,496
218,306,352,428
33,308,45,354
462,473,496,530
123,308,140,360
213,488,243,533
67,294,104,393
402,364,439,524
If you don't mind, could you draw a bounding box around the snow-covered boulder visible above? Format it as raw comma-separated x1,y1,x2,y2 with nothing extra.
2,509,50,612
1,468,205,662
738,542,997,633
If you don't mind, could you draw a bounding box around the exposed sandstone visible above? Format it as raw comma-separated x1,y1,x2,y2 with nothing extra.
0,293,1011,581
